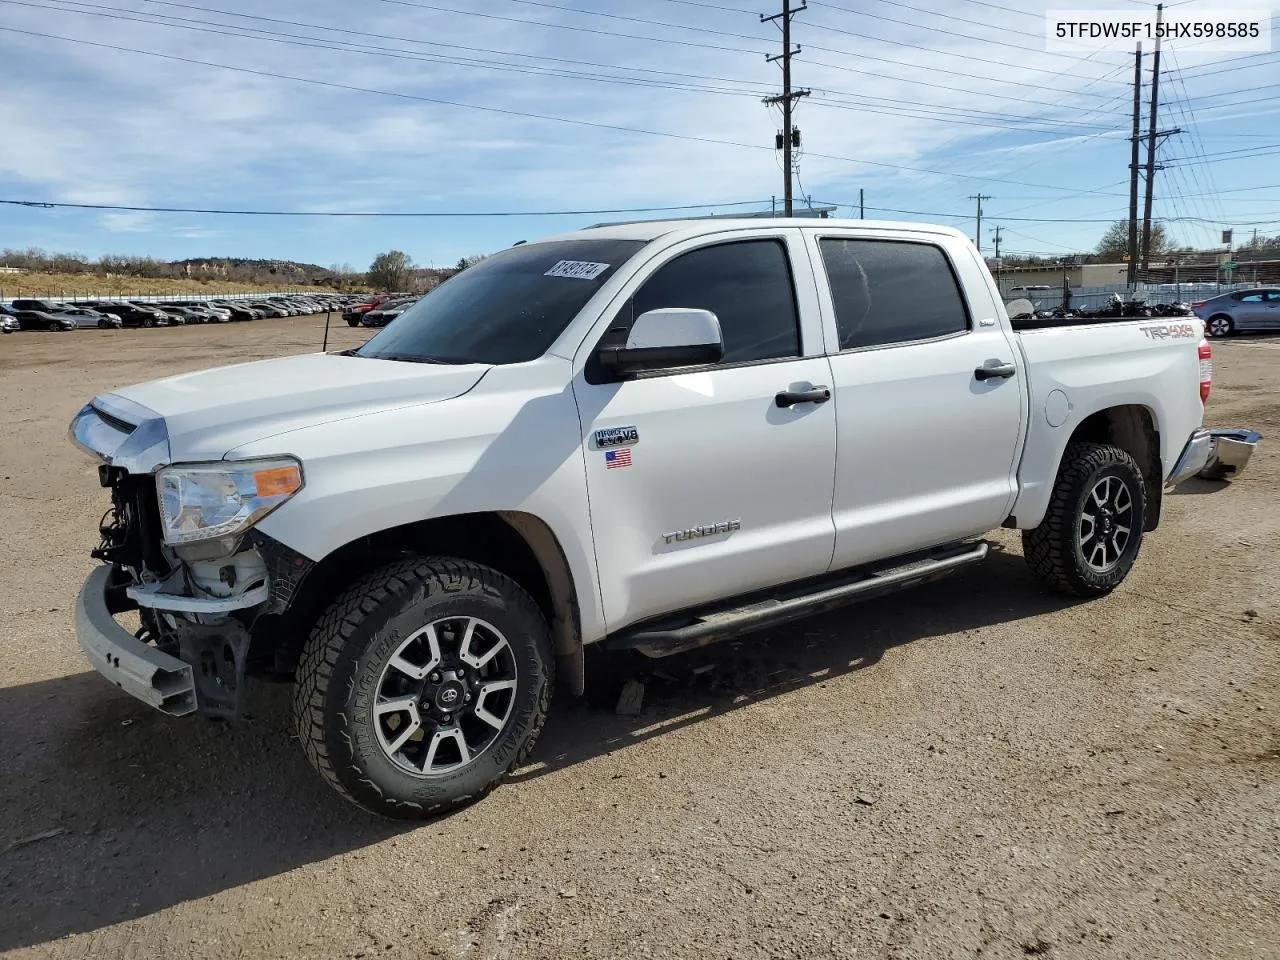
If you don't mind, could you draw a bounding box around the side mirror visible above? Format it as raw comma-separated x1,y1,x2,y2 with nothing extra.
598,308,724,375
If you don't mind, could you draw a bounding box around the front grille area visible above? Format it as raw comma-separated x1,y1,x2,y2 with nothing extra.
92,467,171,578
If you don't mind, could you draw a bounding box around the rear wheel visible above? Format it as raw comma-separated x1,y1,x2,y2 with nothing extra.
1023,442,1147,598
1206,314,1234,338
293,557,554,819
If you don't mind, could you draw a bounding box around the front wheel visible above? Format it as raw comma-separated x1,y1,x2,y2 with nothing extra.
1206,314,1234,338
293,557,554,819
1023,442,1147,598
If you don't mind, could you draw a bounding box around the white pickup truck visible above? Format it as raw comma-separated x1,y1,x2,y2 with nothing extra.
70,217,1224,819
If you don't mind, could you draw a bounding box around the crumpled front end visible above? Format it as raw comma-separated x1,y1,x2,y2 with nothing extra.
69,397,309,719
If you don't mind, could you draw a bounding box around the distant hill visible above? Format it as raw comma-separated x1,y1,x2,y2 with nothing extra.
169,258,341,285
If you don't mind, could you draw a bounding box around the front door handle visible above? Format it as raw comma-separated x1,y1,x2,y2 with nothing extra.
775,386,831,408
975,362,1016,381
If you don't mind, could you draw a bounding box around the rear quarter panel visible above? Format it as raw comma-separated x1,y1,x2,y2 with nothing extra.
1011,317,1205,528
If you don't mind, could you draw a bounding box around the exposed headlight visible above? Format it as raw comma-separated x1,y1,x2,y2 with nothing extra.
156,457,304,544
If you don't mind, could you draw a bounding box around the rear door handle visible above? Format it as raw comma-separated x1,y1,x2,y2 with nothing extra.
775,386,831,407
975,362,1016,381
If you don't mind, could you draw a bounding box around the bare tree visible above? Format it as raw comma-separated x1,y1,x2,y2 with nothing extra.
368,250,414,291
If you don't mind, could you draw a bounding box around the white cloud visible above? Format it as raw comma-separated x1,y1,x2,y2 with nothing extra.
0,0,1271,257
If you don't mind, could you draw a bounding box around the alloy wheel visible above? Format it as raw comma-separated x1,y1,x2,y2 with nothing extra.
372,616,518,777
1079,475,1133,573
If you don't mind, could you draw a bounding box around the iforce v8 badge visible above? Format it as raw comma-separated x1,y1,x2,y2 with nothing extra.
594,425,639,448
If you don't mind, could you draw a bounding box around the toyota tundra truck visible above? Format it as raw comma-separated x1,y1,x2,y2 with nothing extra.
69,217,1224,819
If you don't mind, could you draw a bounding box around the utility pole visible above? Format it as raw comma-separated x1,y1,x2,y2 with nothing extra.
1140,3,1164,274
991,224,1003,293
968,194,992,253
762,0,809,216
859,188,864,219
1127,43,1143,287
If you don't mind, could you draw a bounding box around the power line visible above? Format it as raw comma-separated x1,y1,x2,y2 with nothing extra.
124,0,769,89
43,0,1118,134
92,0,1135,121
0,24,778,146
1173,52,1278,81
630,0,758,13
26,195,1268,226
7,0,773,98
500,0,1127,88
0,198,775,216
812,199,1266,225
899,59,1133,214
367,0,770,56
1167,145,1280,163
802,2,1124,75
806,97,1119,136
1163,45,1229,231
376,0,1129,101
1185,82,1280,102
0,24,1141,196
812,0,1042,40
794,17,1127,90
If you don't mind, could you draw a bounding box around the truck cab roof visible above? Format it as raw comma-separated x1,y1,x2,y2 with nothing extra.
544,216,971,245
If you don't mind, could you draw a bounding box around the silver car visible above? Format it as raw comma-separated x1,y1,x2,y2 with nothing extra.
1193,287,1280,337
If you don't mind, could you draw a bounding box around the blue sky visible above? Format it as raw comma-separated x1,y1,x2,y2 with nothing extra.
0,0,1277,269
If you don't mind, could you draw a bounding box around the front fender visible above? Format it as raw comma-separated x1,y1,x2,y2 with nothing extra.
234,358,608,643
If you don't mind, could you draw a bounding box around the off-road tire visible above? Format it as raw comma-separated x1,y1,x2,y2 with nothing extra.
1206,314,1234,338
293,557,554,820
1023,442,1147,598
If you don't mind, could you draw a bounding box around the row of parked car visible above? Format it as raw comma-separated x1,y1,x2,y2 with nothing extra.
342,293,423,327
0,293,360,333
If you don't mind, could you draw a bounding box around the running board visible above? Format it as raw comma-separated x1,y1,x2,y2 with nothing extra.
605,541,989,659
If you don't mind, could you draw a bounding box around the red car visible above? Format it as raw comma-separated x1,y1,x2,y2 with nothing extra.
342,295,392,327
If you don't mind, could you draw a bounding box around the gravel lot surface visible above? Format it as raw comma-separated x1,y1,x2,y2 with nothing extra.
1,318,1276,959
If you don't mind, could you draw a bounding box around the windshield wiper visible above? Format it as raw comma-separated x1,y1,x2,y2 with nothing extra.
363,352,473,365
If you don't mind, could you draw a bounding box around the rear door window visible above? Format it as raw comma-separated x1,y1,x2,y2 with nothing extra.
818,238,970,351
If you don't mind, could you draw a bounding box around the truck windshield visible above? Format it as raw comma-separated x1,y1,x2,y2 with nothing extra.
354,238,648,365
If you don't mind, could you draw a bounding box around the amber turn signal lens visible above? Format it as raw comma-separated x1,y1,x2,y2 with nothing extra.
254,464,302,498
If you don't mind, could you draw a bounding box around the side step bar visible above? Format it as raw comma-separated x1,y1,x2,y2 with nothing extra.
605,541,989,659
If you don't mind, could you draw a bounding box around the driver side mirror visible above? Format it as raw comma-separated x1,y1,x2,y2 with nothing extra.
597,308,724,375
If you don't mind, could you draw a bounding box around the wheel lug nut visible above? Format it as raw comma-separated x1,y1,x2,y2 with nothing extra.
442,713,452,723
430,672,441,683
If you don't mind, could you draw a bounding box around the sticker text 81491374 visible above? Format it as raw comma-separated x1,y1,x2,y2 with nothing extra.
545,260,611,280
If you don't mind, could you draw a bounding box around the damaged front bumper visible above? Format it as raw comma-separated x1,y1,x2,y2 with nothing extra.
75,565,198,716
76,562,266,720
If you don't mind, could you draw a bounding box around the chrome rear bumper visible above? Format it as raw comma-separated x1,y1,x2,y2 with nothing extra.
1198,428,1262,481
1167,429,1213,486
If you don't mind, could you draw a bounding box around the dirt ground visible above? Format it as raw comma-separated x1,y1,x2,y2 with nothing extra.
0,318,1276,960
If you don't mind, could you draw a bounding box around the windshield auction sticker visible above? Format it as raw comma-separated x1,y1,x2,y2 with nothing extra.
545,260,611,280
1046,9,1271,52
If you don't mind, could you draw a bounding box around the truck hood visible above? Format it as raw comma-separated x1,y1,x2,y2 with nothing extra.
74,352,489,468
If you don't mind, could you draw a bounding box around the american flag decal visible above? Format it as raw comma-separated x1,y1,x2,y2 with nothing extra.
604,448,632,469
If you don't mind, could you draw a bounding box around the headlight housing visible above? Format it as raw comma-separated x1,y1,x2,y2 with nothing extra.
156,457,304,545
